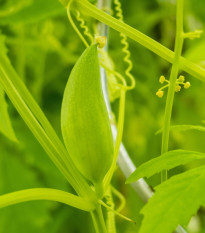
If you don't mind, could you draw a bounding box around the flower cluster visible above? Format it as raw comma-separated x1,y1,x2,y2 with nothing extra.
156,75,190,98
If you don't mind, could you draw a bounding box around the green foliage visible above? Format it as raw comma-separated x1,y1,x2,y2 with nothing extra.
0,34,7,55
0,0,64,24
1,0,205,232
126,150,205,183
156,125,205,135
139,165,205,233
0,86,18,142
0,152,51,233
0,34,17,142
61,45,114,191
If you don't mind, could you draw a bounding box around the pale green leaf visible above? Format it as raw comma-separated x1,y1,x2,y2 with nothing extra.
126,150,205,183
0,86,18,142
156,124,205,135
139,165,205,233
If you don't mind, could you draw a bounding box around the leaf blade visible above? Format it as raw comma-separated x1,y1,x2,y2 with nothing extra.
126,150,205,183
139,165,205,233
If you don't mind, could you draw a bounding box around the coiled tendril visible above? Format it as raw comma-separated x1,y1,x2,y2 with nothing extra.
113,0,135,90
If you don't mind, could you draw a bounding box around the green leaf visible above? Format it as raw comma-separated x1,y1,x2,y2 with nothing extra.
61,45,114,189
0,0,64,24
0,86,18,142
139,165,205,233
126,150,205,183
156,124,205,135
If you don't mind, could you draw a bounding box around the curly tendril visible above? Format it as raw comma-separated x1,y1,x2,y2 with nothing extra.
113,0,135,90
75,10,94,45
66,2,93,47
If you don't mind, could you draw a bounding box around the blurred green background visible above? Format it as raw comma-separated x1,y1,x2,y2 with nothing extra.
0,0,205,232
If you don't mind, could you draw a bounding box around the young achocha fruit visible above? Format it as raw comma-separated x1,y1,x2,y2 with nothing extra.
61,44,114,196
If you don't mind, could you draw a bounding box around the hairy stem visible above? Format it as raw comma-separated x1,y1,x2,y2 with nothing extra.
161,0,184,182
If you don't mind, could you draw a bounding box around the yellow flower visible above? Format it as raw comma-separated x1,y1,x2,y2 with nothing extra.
175,85,181,92
159,75,166,84
184,82,191,89
178,75,185,82
156,90,164,98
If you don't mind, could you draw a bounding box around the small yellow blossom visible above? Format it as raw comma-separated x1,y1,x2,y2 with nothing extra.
175,85,181,92
159,75,166,84
156,90,164,98
178,75,185,82
184,82,191,89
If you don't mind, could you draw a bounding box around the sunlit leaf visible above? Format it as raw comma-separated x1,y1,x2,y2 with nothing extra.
139,165,205,233
126,150,205,183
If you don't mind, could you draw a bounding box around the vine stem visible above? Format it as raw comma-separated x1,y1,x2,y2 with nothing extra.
91,204,108,233
96,0,187,232
0,188,94,211
161,0,184,182
105,187,117,233
74,0,205,83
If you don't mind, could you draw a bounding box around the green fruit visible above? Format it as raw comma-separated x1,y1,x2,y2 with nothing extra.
61,44,114,190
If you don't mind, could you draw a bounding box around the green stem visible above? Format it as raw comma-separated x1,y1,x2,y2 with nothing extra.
74,0,205,82
104,89,126,189
105,187,116,233
0,188,94,212
0,53,95,200
161,0,184,182
91,205,108,233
